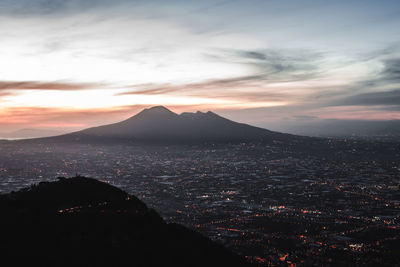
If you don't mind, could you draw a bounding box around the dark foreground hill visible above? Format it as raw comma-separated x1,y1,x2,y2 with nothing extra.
0,177,251,267
27,106,295,144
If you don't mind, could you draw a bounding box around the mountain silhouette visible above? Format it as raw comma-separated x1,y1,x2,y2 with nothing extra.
33,106,294,144
0,176,251,266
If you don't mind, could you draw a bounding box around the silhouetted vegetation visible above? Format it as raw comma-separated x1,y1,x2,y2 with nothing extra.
0,176,251,266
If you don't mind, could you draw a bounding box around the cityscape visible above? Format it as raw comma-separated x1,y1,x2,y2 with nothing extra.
1,140,399,265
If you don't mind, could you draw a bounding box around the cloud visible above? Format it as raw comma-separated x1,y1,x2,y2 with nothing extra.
380,105,400,111
204,48,324,83
117,77,293,104
0,105,146,131
0,91,15,102
310,52,400,110
382,58,400,82
0,81,102,90
293,115,319,120
0,0,139,15
116,48,325,104
241,51,266,60
352,57,400,88
0,91,14,97
330,89,400,108
233,49,324,82
117,84,181,96
190,0,239,13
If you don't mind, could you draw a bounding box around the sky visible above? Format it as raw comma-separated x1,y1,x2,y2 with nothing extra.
0,0,400,134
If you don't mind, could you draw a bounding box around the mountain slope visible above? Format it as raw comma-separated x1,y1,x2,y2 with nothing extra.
0,176,251,266
37,106,294,144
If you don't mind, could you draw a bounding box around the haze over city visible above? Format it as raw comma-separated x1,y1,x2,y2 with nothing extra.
1,0,400,137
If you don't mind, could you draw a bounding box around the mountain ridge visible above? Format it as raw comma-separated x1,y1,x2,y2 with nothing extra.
24,106,295,144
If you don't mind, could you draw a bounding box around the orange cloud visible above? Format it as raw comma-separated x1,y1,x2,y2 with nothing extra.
0,106,140,132
0,91,15,102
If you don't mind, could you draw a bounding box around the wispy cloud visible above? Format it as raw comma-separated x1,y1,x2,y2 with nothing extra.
331,89,400,107
381,58,400,82
0,0,140,15
117,84,181,96
117,48,325,105
0,91,14,102
117,77,293,104
322,56,400,111
235,49,324,82
0,81,103,91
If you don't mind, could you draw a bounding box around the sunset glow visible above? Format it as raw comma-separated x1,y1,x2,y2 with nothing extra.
1,0,400,134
